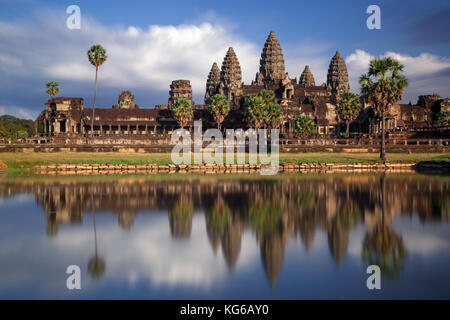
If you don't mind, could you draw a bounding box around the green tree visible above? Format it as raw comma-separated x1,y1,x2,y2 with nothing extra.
359,57,407,161
87,44,108,140
336,92,362,138
244,90,280,129
294,115,315,138
208,94,230,130
244,94,265,128
264,102,283,129
171,98,193,129
258,89,277,105
45,81,60,98
436,110,450,126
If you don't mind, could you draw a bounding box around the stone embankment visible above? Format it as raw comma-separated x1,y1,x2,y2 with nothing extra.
33,161,418,175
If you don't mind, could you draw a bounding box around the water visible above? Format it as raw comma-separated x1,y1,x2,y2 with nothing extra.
0,173,449,299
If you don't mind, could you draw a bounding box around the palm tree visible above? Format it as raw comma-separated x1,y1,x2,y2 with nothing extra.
87,44,108,140
45,81,60,98
244,90,279,129
294,115,315,138
208,94,230,131
336,92,362,138
244,94,265,129
264,102,283,130
359,57,407,161
436,110,450,126
171,98,193,129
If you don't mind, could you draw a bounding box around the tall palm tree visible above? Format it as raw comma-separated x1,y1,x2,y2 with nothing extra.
87,44,108,140
336,92,362,138
171,98,193,129
45,81,60,98
359,57,407,161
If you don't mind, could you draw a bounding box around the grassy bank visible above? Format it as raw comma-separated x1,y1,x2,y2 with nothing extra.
0,152,449,171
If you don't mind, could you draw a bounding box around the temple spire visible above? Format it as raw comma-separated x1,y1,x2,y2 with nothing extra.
205,62,221,103
219,47,243,104
255,30,286,85
327,50,350,103
299,65,316,87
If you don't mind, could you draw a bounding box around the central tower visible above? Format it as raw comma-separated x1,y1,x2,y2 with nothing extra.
255,30,286,85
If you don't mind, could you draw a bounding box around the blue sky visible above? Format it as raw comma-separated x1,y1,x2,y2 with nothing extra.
1,0,449,119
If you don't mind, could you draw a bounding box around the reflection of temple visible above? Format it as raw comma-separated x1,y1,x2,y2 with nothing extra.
0,175,448,283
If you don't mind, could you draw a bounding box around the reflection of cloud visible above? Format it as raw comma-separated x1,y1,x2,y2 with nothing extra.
0,213,258,296
346,49,450,103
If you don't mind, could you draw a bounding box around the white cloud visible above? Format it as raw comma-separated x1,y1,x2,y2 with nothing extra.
346,50,450,102
0,12,260,105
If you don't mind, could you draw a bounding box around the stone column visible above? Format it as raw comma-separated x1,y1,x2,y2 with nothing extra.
127,125,130,135
35,120,38,136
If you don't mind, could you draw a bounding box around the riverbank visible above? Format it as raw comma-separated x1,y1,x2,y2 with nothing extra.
0,152,448,175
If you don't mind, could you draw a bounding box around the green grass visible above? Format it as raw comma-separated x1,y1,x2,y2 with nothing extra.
0,151,449,172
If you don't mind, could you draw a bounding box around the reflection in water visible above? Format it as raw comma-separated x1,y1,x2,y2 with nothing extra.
0,174,449,287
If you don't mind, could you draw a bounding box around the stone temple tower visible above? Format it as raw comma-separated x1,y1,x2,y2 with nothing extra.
255,30,286,85
204,62,221,103
327,51,350,103
168,80,193,107
219,47,243,106
299,65,316,87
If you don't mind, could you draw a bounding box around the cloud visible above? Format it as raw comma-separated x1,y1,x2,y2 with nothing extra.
346,49,450,103
0,10,260,113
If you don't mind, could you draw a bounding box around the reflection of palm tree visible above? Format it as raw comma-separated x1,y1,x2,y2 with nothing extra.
362,174,407,278
46,220,58,237
88,194,105,279
169,196,193,238
362,225,407,278
248,199,282,235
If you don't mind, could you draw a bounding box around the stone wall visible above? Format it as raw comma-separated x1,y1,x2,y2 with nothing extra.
33,161,419,175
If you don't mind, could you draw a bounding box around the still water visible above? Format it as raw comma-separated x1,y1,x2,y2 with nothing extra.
0,173,449,299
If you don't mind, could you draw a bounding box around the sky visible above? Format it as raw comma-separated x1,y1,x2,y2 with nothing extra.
0,0,449,119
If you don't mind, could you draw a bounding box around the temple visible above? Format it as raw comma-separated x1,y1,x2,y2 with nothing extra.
34,30,450,143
